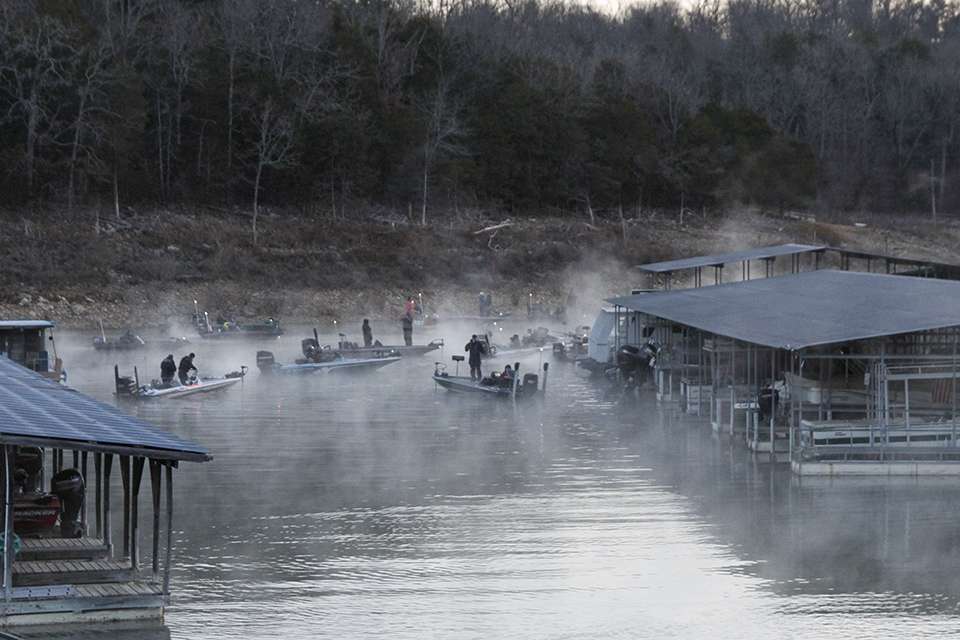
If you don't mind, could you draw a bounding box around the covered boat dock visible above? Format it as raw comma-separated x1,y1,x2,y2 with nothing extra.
635,243,960,290
609,270,960,476
0,356,209,626
636,244,826,288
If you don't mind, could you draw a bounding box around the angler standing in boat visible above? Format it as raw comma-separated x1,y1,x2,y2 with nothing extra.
178,352,197,385
465,334,487,381
362,319,373,347
160,354,177,386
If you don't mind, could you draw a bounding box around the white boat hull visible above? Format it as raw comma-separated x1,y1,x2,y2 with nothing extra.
136,377,242,399
270,356,401,375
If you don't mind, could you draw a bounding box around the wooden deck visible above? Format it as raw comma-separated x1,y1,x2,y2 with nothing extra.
13,559,133,586
0,580,164,625
18,537,109,561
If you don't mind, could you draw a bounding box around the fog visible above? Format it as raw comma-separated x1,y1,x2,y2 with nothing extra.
37,317,960,639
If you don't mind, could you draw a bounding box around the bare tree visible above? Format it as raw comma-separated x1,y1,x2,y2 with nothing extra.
0,7,72,194
250,99,295,247
419,77,466,226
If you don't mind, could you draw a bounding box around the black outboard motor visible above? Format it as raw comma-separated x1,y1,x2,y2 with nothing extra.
522,373,539,394
256,350,276,373
50,469,84,538
14,447,44,494
301,338,319,358
758,386,779,423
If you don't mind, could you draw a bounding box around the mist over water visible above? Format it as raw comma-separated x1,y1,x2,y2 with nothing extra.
45,323,960,639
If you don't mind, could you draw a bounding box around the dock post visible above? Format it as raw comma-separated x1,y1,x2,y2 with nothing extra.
770,349,776,459
120,455,130,558
163,463,174,595
3,445,12,603
80,451,88,530
150,460,161,580
131,457,144,570
103,454,113,552
94,453,102,538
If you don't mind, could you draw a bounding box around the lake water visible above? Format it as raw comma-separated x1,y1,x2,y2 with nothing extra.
36,324,960,639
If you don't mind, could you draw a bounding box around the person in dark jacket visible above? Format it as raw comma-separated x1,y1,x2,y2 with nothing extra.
160,354,177,386
178,353,197,385
402,310,414,346
465,335,487,381
362,319,373,347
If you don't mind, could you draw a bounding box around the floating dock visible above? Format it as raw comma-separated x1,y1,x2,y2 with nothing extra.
0,355,209,627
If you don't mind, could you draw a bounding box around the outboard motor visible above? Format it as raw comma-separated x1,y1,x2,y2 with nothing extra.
256,350,276,373
14,447,44,494
301,338,319,358
115,375,137,396
522,373,539,394
758,386,779,423
50,469,84,538
616,345,644,373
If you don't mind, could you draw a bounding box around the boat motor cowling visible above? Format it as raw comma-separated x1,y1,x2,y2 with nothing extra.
14,447,44,494
522,373,539,393
256,350,276,373
50,469,84,538
301,338,320,357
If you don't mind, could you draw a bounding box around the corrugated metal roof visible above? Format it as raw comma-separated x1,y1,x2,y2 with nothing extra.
636,243,825,273
0,320,54,329
608,270,960,350
0,357,209,461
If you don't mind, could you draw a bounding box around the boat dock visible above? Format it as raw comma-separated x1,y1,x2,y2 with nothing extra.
0,355,209,627
608,247,960,476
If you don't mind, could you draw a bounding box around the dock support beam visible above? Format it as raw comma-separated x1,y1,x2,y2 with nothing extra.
120,456,130,559
103,454,113,552
94,453,102,538
163,463,174,595
3,446,13,603
130,457,144,570
150,459,161,580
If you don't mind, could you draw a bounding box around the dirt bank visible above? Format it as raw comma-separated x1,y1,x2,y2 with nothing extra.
3,206,959,330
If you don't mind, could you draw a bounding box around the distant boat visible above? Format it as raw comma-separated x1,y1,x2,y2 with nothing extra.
256,331,401,374
334,338,444,358
93,330,145,351
114,365,245,399
256,350,400,374
192,301,283,340
93,328,190,351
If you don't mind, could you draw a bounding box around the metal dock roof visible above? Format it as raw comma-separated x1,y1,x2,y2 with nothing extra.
0,320,54,329
636,243,825,273
0,357,209,462
608,270,960,350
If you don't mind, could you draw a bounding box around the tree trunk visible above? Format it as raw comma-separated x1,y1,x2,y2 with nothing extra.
25,90,38,194
227,53,235,169
421,160,429,226
114,164,120,221
619,204,627,244
156,93,165,202
68,91,88,214
253,161,263,246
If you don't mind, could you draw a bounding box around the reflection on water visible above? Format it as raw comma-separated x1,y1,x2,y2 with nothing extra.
31,327,960,639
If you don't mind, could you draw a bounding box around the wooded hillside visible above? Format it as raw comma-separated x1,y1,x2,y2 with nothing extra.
1,0,956,234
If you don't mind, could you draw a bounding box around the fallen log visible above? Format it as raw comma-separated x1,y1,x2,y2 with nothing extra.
473,220,513,235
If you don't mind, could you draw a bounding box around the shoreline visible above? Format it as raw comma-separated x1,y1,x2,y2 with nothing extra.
4,207,959,329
